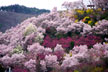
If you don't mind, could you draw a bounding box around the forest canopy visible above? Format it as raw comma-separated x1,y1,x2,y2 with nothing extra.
0,4,50,15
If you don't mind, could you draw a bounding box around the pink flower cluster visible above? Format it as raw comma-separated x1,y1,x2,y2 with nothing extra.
42,35,103,48
0,4,108,72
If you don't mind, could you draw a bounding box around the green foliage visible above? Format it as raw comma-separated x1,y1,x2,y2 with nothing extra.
47,67,53,72
56,33,67,39
100,11,108,20
46,27,57,38
67,32,72,37
70,41,74,49
0,24,2,28
0,65,5,72
56,33,64,39
103,57,108,67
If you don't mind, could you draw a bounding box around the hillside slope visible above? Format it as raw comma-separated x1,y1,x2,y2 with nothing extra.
0,11,36,32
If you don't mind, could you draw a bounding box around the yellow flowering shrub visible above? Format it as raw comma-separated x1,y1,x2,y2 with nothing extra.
74,15,78,19
88,20,92,24
91,67,103,72
105,42,108,44
86,9,93,14
88,20,94,26
95,22,98,25
82,16,90,23
74,70,79,72
75,19,79,23
61,7,108,26
76,9,84,15
97,8,102,12
83,16,90,20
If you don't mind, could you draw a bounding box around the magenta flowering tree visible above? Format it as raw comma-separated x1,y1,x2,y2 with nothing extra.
42,35,102,49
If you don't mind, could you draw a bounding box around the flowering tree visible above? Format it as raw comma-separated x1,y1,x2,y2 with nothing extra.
62,0,86,10
91,0,108,10
0,4,108,72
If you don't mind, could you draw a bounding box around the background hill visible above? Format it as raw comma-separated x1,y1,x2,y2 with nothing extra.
0,11,36,32
0,4,50,15
0,5,50,32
